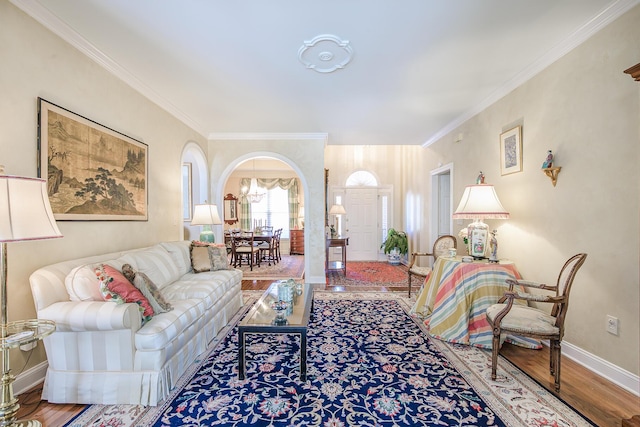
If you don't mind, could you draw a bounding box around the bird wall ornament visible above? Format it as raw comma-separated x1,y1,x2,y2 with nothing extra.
542,150,554,168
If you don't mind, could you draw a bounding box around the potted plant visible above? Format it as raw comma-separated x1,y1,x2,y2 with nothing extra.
380,228,408,264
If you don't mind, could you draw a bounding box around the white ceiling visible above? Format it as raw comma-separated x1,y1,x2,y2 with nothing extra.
13,0,639,146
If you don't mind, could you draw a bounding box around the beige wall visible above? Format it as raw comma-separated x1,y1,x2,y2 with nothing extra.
1,2,207,372
422,6,640,376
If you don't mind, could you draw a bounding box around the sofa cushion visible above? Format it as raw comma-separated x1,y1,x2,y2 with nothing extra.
162,269,241,307
118,245,180,289
159,241,192,275
122,264,173,314
96,264,154,322
65,265,102,301
134,299,204,351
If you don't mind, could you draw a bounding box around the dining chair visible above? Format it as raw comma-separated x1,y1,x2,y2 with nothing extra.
485,253,587,392
274,228,283,262
231,231,261,271
407,235,456,297
258,230,278,266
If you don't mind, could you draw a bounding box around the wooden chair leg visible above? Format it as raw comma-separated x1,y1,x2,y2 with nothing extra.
553,340,561,392
491,329,500,380
408,272,412,297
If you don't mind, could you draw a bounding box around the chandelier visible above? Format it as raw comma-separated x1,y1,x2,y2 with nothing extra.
246,160,266,203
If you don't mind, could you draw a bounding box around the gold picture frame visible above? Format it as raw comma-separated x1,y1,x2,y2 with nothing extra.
500,125,522,176
37,98,148,220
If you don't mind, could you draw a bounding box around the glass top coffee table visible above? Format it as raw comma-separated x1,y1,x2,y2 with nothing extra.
238,281,314,381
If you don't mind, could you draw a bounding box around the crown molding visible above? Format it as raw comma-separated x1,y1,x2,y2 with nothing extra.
10,0,207,137
422,0,640,148
208,132,328,143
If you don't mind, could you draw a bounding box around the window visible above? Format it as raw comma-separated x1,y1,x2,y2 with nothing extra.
251,187,290,238
345,170,377,187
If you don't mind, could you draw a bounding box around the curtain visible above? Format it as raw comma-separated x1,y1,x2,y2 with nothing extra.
239,178,251,230
240,177,299,230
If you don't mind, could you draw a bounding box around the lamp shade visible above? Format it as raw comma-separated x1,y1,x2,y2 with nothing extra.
329,204,346,215
452,184,509,220
190,204,222,226
0,174,62,242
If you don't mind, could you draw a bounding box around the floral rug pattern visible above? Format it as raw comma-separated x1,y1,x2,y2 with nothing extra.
66,292,594,427
235,255,305,280
326,261,409,287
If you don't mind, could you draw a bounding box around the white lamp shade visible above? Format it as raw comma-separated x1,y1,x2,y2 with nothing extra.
191,204,222,225
329,204,346,215
0,174,62,242
453,184,509,220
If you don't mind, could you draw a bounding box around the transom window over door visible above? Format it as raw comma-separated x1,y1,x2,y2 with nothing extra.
346,170,377,187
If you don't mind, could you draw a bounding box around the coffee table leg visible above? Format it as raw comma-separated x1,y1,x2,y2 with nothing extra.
238,328,246,380
300,330,307,382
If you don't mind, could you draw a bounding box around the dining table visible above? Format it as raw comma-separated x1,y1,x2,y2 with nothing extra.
410,256,540,349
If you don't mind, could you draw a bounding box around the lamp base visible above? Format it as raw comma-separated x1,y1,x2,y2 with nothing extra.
199,225,215,243
467,219,489,259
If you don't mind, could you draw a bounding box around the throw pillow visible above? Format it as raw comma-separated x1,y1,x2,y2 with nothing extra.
208,245,232,271
95,264,154,322
190,242,212,273
122,264,173,313
64,264,103,301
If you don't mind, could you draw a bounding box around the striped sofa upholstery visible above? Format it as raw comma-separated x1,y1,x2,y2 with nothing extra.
29,241,243,406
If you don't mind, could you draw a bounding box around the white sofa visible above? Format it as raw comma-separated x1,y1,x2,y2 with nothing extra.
29,241,243,406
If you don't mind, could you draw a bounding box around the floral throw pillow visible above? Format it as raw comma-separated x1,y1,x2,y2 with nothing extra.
95,264,154,323
208,245,231,271
122,264,173,313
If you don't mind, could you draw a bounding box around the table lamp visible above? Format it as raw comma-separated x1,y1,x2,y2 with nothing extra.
452,183,509,259
1,167,62,426
191,204,222,243
328,204,346,237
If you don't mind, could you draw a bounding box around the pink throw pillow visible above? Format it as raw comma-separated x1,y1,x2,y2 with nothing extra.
97,264,154,318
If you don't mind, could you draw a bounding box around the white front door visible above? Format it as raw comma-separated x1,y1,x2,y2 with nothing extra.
344,188,378,260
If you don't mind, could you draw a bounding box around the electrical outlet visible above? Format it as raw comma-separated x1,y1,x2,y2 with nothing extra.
606,315,619,335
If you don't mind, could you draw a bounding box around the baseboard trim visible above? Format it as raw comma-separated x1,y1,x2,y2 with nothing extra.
15,361,48,396
554,340,640,396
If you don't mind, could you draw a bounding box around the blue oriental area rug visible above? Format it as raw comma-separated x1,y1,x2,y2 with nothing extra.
67,292,594,427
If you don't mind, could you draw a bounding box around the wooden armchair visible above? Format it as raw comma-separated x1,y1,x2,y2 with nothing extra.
407,235,456,297
485,253,587,392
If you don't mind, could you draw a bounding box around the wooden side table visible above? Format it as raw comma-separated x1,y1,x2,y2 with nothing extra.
326,237,349,274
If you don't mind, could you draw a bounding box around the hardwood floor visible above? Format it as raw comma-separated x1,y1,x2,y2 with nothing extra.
16,279,639,426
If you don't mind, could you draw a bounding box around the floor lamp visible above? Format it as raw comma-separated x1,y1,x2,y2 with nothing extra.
191,204,222,243
1,169,62,426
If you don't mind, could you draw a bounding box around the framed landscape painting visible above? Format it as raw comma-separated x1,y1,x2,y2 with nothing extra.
37,98,148,220
500,125,522,175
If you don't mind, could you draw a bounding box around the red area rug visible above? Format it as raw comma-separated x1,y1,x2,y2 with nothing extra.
326,261,409,287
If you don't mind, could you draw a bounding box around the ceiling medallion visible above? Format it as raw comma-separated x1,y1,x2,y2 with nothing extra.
298,35,353,73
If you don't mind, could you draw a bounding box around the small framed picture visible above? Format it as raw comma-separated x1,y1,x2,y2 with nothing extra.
500,125,522,175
